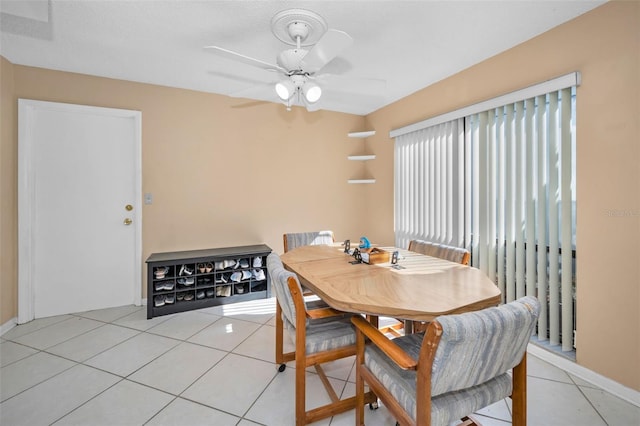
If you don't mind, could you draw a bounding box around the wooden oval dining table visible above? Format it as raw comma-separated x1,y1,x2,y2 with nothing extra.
280,244,501,322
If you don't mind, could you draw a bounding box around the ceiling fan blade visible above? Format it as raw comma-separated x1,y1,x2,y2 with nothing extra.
204,46,285,73
301,29,353,73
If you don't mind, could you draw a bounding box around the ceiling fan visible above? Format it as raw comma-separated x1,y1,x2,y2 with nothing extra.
205,8,381,111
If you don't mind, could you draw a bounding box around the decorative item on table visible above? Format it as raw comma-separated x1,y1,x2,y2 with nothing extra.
343,239,351,253
350,247,362,264
360,247,391,264
359,236,371,249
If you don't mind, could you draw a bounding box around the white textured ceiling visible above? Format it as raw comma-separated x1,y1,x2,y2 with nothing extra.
0,0,605,115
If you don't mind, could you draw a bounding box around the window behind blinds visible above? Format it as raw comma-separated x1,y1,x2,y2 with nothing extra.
394,118,465,250
393,73,578,352
467,87,576,351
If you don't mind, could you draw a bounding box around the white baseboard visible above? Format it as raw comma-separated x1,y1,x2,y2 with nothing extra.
1,317,17,336
527,343,640,408
141,298,147,306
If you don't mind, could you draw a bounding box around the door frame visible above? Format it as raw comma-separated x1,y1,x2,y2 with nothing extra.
18,99,142,323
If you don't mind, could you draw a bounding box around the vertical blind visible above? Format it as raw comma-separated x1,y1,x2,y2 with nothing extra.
393,73,578,352
394,119,465,250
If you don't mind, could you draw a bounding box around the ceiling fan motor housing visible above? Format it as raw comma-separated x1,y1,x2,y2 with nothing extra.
277,49,308,72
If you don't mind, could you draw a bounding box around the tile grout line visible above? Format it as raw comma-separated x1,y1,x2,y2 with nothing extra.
0,351,77,405
570,376,612,425
47,376,127,425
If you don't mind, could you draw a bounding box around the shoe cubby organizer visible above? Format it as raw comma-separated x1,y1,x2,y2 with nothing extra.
146,244,272,319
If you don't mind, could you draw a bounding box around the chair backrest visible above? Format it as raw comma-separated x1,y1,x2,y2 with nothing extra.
426,296,540,397
267,252,306,328
283,230,335,253
408,239,470,265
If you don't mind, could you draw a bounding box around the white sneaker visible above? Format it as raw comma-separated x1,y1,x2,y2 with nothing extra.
230,272,242,282
239,259,250,268
179,265,194,276
215,261,224,270
223,259,236,269
253,257,262,268
252,269,266,281
241,270,252,280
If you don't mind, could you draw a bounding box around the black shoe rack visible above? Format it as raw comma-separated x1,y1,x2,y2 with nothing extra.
146,244,272,319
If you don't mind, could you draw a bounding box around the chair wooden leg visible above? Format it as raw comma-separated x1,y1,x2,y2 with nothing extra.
295,343,306,426
355,329,365,426
275,301,285,365
512,353,527,426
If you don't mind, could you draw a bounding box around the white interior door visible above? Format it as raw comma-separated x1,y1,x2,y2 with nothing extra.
18,99,142,321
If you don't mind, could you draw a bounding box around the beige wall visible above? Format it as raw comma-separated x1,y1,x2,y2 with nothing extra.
1,1,638,392
1,56,17,324
365,1,639,391
0,62,368,323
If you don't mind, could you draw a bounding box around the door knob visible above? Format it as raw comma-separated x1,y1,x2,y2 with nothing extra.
123,218,133,225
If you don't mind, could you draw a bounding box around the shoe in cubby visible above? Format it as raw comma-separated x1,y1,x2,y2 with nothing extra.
251,281,267,292
216,285,231,297
154,295,166,307
179,265,194,276
154,266,170,279
252,269,266,281
177,277,195,287
198,277,212,286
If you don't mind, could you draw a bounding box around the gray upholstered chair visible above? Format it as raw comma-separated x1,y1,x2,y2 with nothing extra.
352,296,540,426
267,253,375,425
279,230,335,354
283,230,335,253
408,239,470,265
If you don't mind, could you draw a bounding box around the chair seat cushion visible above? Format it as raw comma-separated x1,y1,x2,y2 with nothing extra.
284,315,356,355
365,333,512,426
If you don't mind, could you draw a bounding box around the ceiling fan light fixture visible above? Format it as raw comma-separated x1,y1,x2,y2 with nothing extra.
275,80,295,100
303,82,322,103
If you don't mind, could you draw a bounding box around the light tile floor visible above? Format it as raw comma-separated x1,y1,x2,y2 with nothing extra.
1,298,638,426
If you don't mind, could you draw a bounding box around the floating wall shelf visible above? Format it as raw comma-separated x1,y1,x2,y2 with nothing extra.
347,130,376,184
348,155,376,161
347,130,376,138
